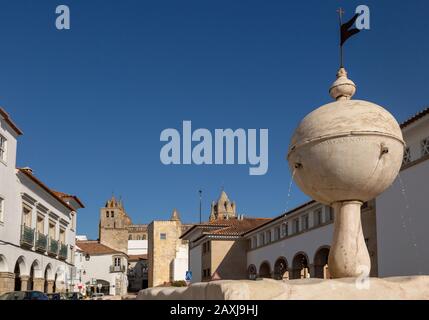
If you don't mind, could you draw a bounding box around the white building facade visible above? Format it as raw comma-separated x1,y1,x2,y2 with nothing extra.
376,108,429,277
75,240,128,296
0,108,84,294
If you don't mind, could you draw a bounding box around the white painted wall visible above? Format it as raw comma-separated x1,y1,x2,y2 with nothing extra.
172,244,188,282
0,116,21,246
76,251,128,296
376,115,429,277
247,223,333,272
189,245,202,283
128,240,148,255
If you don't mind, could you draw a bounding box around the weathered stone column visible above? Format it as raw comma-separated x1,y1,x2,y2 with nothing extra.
328,201,371,278
33,278,45,292
0,272,15,294
47,280,55,293
20,275,30,291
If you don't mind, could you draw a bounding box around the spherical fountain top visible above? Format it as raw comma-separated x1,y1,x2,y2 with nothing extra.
329,67,356,100
287,68,405,205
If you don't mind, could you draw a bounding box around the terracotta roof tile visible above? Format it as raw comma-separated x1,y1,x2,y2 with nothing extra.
205,218,272,236
76,241,125,256
182,217,272,240
128,254,148,261
52,190,85,209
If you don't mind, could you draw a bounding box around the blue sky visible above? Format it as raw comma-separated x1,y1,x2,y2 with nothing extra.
0,1,428,239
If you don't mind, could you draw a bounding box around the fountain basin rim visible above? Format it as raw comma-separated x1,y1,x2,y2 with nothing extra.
287,130,405,160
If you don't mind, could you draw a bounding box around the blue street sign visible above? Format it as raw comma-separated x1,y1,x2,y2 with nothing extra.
185,271,192,281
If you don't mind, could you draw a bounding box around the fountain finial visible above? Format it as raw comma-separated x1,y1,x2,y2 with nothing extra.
329,67,356,101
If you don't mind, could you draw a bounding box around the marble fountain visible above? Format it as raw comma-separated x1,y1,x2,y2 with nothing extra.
138,69,429,300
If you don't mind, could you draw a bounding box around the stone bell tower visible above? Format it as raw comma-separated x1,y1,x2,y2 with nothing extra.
209,190,236,221
99,195,132,253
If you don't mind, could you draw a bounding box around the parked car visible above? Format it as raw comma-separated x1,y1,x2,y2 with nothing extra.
66,292,83,300
47,293,67,300
0,291,49,300
90,293,104,300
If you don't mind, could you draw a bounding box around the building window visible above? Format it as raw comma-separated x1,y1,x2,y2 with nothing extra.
0,135,6,162
203,241,211,254
22,205,32,227
114,257,121,267
129,235,132,240
326,207,334,222
48,222,56,239
281,223,288,237
403,147,411,165
59,228,66,244
71,213,75,230
0,197,4,222
293,218,300,234
422,138,429,156
274,227,281,241
111,211,115,218
259,233,265,246
160,233,167,240
142,235,147,240
314,209,322,226
302,214,309,230
106,211,109,218
252,236,257,249
265,231,271,245
36,215,44,234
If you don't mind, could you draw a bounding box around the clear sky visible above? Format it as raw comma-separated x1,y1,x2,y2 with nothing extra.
0,0,428,239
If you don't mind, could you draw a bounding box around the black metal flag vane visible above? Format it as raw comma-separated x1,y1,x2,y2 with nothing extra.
337,8,361,68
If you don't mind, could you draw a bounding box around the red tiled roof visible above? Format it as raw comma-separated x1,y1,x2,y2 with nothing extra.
76,241,126,256
0,108,23,136
401,107,429,129
181,217,272,240
128,254,148,262
52,190,85,209
18,168,80,212
208,218,272,236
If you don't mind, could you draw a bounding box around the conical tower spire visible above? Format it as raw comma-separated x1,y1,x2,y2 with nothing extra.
170,208,181,221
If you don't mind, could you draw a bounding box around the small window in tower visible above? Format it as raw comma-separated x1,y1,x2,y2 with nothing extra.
160,233,167,240
106,212,109,218
111,211,115,218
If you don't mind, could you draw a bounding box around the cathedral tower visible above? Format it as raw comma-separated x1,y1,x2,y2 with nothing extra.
99,195,132,253
209,190,236,221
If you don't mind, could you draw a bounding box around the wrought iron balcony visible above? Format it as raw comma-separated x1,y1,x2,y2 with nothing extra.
59,243,68,260
35,232,48,252
110,265,126,273
48,238,59,256
20,225,35,248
